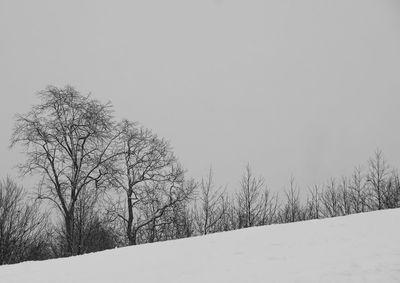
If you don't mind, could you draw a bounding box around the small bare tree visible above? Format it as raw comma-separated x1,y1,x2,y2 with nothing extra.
216,193,236,232
0,178,49,264
280,176,303,223
259,188,279,225
382,171,400,209
367,150,390,210
237,165,265,228
348,167,369,213
320,178,341,217
305,185,321,220
152,200,195,241
195,168,225,235
338,177,351,216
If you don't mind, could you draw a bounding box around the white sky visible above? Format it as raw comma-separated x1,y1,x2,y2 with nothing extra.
0,0,399,192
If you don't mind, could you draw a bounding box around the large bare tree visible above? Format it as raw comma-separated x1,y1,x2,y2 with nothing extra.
10,86,118,255
107,120,195,245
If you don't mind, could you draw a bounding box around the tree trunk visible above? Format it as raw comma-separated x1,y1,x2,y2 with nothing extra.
65,212,75,256
127,189,136,245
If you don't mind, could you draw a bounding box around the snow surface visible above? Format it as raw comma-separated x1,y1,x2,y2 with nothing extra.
1,209,400,283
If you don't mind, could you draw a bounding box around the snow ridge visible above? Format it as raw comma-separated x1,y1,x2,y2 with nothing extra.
1,209,399,283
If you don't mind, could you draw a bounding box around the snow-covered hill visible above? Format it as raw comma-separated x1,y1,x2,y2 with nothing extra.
1,209,399,283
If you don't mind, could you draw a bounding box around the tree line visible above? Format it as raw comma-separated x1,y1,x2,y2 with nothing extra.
1,86,399,265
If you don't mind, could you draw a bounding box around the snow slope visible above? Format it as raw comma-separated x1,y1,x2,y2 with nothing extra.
1,209,400,283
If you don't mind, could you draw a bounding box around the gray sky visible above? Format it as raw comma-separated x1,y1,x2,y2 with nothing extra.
1,0,399,192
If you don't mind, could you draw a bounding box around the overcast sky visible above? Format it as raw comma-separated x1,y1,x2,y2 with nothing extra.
0,0,399,192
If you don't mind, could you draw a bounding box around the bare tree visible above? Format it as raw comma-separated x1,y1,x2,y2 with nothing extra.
280,176,303,223
71,189,119,254
382,171,400,209
348,167,369,213
10,86,118,255
0,178,49,265
305,185,321,220
259,188,279,225
321,178,341,217
338,177,351,216
195,168,225,235
153,200,195,242
236,165,265,228
367,150,390,210
107,120,195,245
216,193,236,232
